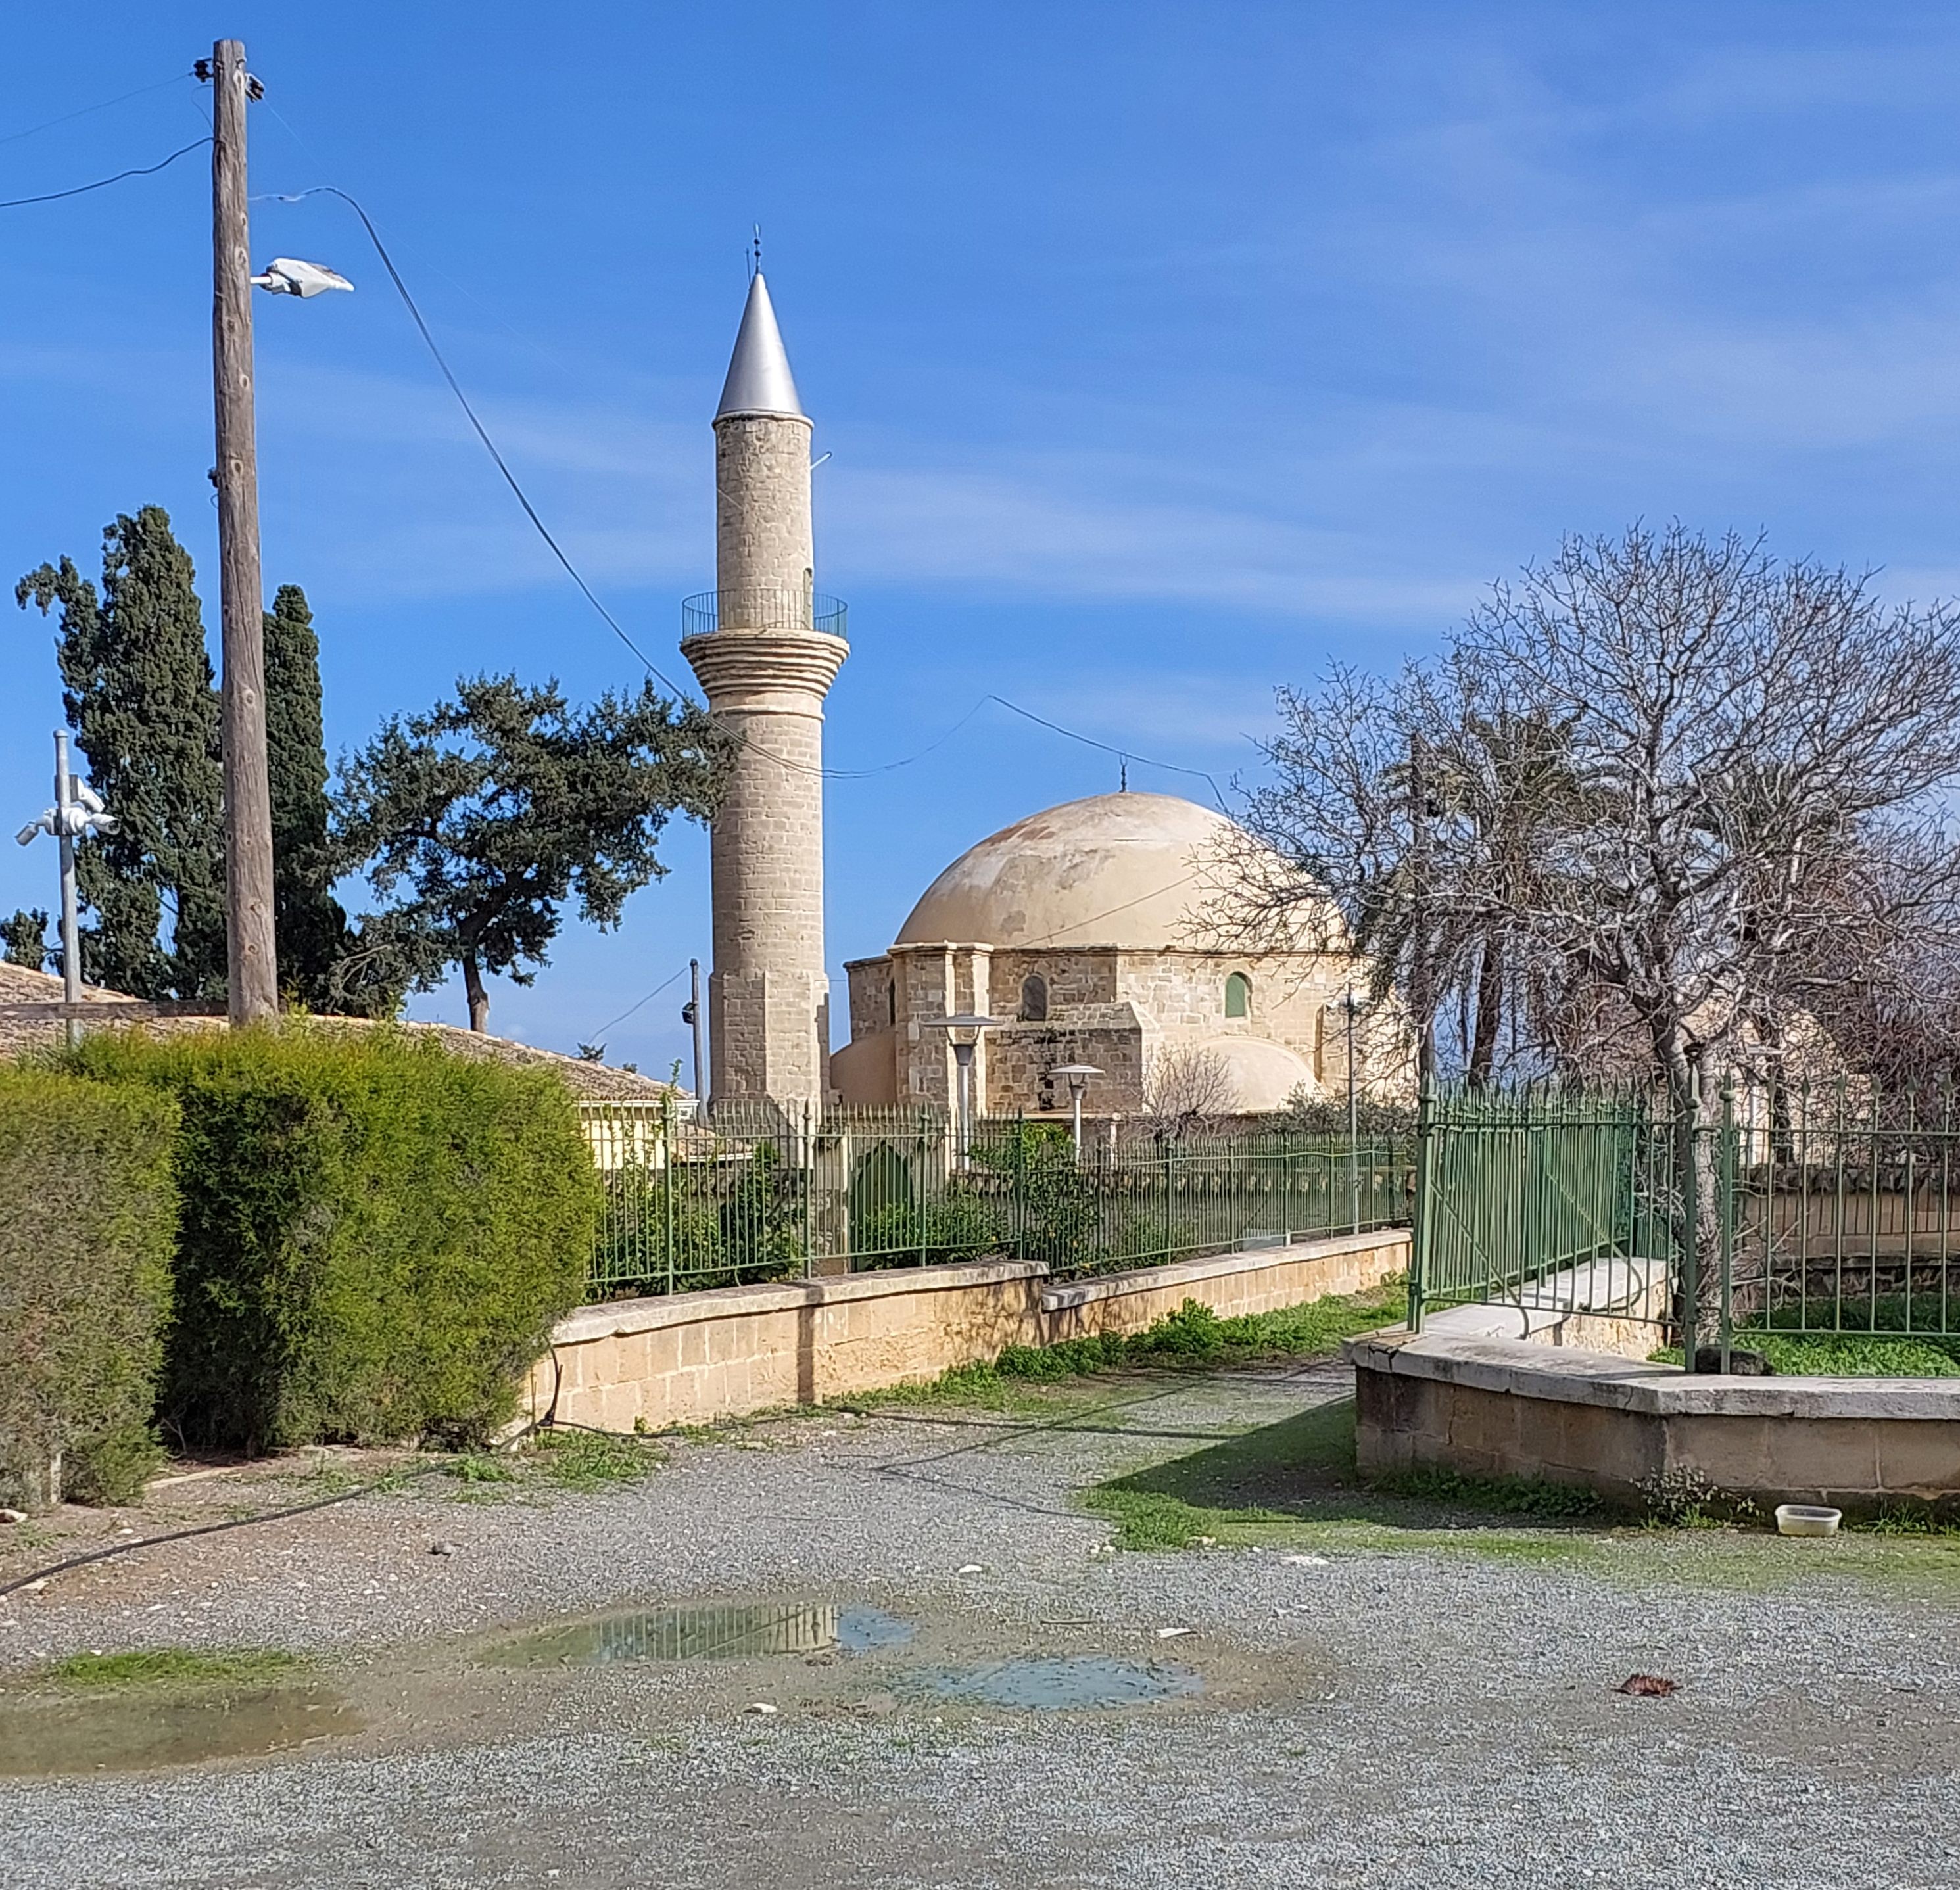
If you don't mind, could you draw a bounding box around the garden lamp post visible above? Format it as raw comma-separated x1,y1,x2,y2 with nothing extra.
14,730,116,1048
1050,1064,1103,1158
1337,985,1364,1231
923,1014,1009,1164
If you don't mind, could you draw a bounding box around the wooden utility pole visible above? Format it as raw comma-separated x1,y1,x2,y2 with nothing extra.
209,37,279,1023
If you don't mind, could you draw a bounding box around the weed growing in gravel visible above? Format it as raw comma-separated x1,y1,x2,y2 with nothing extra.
530,1428,663,1490
1855,1505,1960,1538
43,1647,311,1691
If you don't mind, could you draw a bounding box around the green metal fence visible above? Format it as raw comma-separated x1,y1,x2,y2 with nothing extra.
1408,1078,1960,1358
1717,1081,1960,1347
1409,1085,1673,1333
579,1100,1413,1299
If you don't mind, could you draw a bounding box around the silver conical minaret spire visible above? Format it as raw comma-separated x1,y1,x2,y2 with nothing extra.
715,272,805,421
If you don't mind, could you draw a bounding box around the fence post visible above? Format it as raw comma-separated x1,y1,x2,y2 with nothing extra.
1679,1072,1702,1373
1408,1075,1437,1333
662,1093,675,1298
1719,1077,1736,1372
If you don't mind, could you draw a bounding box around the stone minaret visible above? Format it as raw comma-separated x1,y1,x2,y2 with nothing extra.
681,273,846,1113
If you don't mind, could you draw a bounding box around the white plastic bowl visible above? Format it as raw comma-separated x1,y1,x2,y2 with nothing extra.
1775,1503,1842,1538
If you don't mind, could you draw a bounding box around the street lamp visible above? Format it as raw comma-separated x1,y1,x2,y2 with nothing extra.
16,730,116,1048
922,1013,1009,1162
1335,985,1364,1231
1050,1064,1103,1158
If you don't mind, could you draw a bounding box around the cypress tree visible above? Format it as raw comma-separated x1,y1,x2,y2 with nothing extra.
0,909,50,971
16,508,226,999
263,584,348,1006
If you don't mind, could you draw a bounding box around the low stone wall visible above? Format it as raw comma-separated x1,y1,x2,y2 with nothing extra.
1350,1329,1960,1513
534,1227,1410,1433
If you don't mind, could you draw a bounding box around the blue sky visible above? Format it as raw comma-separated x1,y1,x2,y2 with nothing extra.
5,3,1960,1078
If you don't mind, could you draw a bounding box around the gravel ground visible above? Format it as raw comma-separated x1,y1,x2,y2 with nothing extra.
3,1360,1959,1888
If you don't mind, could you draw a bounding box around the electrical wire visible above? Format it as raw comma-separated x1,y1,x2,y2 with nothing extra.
583,962,689,1045
254,187,1236,800
986,696,1228,810
0,72,195,149
0,134,208,209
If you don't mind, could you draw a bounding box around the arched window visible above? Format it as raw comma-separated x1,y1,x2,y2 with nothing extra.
1224,972,1251,1020
1020,973,1049,1022
886,980,896,1027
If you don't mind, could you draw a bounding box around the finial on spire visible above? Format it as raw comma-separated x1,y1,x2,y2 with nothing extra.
715,268,806,421
750,224,763,280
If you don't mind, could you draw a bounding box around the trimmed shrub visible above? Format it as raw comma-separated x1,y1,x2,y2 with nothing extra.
63,1026,599,1451
0,1068,178,1507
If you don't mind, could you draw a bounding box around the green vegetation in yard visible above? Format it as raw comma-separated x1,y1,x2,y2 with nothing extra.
42,1647,310,1691
528,1427,665,1490
1080,1390,1960,1600
855,1277,1408,1413
60,1024,600,1453
0,1067,179,1507
1654,1327,1960,1378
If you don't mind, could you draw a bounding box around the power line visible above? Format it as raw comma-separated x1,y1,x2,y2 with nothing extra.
0,133,208,208
986,696,1228,810
255,187,1236,803
256,184,699,699
0,72,195,149
583,962,689,1045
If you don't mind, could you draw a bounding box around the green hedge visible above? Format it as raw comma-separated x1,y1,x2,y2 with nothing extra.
0,1068,178,1506
63,1026,600,1451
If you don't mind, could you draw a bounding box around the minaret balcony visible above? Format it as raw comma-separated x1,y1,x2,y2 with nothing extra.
682,587,848,640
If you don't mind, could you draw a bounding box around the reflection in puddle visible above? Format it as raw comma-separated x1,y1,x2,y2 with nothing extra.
492,1601,914,1668
901,1656,1203,1711
0,1686,359,1777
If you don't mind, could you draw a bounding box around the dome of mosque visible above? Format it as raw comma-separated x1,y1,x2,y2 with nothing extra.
894,792,1243,951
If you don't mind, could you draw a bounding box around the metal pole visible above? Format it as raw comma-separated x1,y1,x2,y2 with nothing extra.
954,1040,974,1166
1409,1074,1437,1332
210,38,278,1024
54,732,80,1049
1070,1081,1084,1157
1345,985,1360,1233
688,958,706,1116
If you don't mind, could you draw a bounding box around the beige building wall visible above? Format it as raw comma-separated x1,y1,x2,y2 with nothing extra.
838,941,1411,1118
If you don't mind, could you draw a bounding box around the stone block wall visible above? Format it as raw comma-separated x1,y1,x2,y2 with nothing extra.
532,1227,1411,1433
1350,1329,1960,1513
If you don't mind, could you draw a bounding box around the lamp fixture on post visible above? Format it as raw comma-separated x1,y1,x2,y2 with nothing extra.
1049,1064,1103,1159
16,730,116,1049
922,1014,1009,1162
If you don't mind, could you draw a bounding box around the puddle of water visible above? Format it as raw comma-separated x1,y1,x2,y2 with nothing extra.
491,1601,913,1668
899,1656,1203,1711
0,1686,359,1778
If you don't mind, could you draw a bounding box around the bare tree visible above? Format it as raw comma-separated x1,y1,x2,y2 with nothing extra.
1224,659,1578,1085
1140,1043,1237,1139
1228,525,1960,1342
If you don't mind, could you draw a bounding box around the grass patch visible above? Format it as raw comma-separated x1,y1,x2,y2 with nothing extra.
1086,1397,1612,1553
41,1647,310,1691
1653,1332,1960,1377
528,1427,663,1490
1081,1395,1960,1600
853,1278,1408,1413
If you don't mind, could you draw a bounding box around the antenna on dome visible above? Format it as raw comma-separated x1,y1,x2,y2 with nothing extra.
1119,757,1128,792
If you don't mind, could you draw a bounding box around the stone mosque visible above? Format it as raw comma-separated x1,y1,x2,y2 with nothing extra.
685,273,1399,1122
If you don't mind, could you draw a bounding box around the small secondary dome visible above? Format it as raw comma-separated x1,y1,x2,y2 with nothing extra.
896,793,1241,951
715,272,805,421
